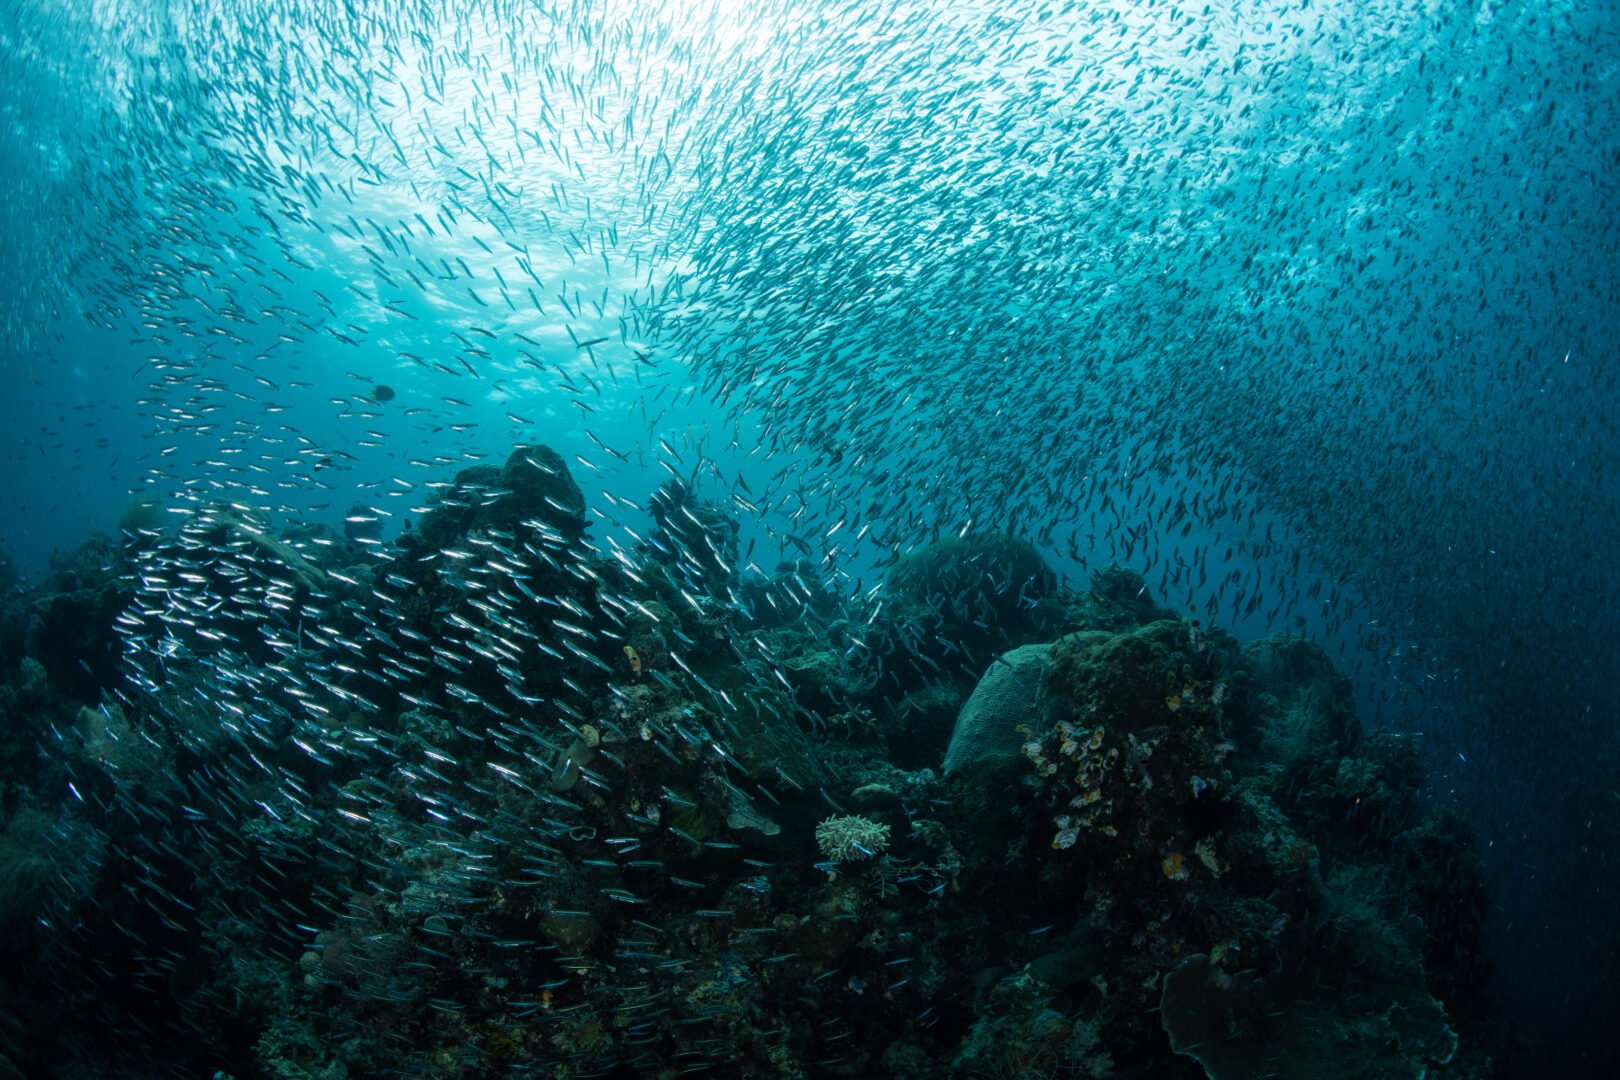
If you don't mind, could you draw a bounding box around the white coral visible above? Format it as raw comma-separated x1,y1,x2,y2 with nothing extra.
815,814,891,861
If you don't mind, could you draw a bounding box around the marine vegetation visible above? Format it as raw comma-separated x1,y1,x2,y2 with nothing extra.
0,447,1496,1078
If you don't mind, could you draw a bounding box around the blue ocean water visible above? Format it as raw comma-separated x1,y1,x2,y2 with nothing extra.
1,0,1616,1075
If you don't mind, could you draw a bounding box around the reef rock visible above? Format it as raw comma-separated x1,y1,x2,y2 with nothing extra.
408,444,586,552
1161,952,1456,1080
942,643,1054,774
887,531,1056,621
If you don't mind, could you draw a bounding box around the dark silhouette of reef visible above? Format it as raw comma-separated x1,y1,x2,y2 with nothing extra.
0,447,1501,1079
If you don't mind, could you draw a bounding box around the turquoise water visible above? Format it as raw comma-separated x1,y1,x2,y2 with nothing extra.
1,1,1615,1075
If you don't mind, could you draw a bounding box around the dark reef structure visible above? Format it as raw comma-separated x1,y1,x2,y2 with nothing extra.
0,447,1496,1078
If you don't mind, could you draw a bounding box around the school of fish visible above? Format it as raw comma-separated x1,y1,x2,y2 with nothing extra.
1,0,1617,1074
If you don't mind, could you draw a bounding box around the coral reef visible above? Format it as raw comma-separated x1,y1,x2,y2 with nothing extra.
815,814,892,861
942,642,1054,774
0,447,1499,1078
403,443,587,556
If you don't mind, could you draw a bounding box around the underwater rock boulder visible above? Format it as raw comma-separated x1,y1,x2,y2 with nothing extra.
341,501,384,545
887,531,1056,624
646,477,739,596
409,444,586,551
870,533,1056,699
1044,620,1190,733
943,617,1215,773
1086,565,1178,629
943,643,1053,774
1234,634,1359,771
116,494,167,538
499,444,587,527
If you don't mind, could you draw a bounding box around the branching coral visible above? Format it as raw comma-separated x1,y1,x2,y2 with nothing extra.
814,814,891,861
